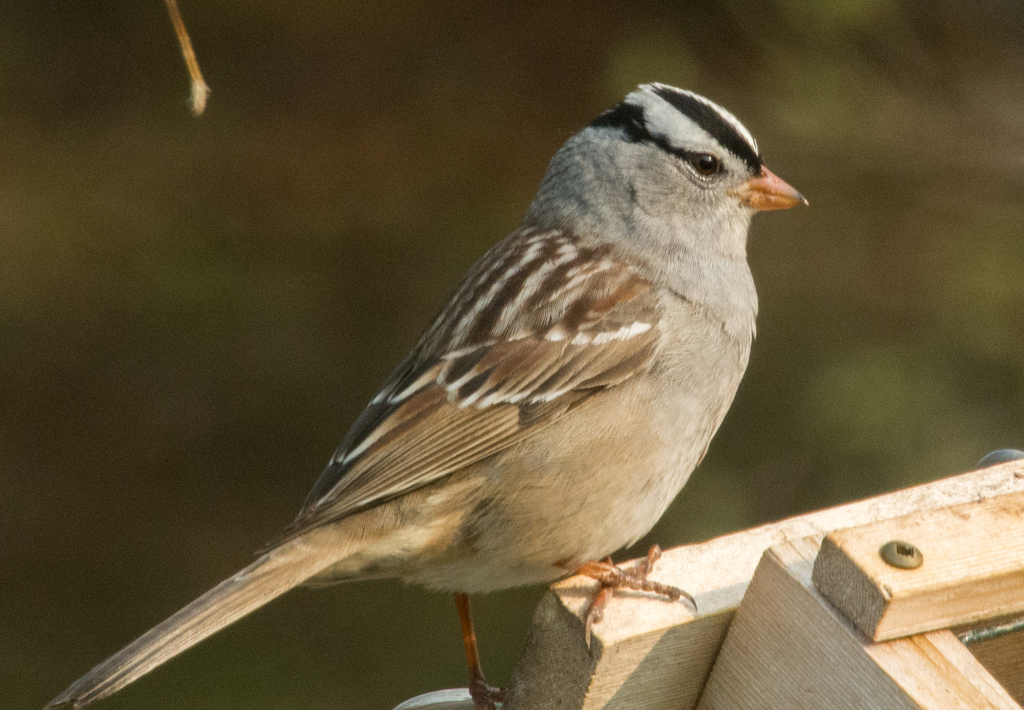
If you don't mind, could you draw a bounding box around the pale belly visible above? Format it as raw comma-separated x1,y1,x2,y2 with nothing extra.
398,319,751,593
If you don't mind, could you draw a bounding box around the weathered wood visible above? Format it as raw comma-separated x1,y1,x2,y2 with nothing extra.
812,490,1024,641
502,460,1024,710
696,537,1020,709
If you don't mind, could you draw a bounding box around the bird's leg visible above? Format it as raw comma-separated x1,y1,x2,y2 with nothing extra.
455,592,505,710
576,545,696,646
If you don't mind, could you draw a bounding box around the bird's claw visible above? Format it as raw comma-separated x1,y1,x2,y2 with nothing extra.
579,545,696,647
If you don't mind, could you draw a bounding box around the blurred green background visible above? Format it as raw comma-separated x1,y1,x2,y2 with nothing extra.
4,0,1023,708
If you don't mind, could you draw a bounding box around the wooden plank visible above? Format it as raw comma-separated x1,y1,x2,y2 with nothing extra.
812,490,1024,641
956,614,1024,704
867,631,1018,710
696,537,1020,710
502,460,1024,710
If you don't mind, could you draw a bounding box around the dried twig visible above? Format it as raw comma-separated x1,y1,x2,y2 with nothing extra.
164,0,210,115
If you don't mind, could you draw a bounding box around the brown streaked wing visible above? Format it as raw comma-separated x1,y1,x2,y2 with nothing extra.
279,229,662,539
286,331,657,537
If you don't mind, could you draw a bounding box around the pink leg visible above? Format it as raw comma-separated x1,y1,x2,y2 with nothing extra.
455,592,505,710
576,545,696,645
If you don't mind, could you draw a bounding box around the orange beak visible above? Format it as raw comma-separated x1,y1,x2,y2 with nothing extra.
731,166,808,211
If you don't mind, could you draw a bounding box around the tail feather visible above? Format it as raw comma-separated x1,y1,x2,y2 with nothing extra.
47,537,343,709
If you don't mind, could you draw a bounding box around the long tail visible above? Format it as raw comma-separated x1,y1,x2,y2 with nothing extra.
47,533,345,709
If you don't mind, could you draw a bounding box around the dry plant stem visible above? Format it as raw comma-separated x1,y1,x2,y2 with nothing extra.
455,593,506,710
578,545,696,646
164,0,210,115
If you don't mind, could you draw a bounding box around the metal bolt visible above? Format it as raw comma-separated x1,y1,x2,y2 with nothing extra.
880,540,923,569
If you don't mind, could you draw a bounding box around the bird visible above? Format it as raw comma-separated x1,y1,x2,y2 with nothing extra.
46,83,805,710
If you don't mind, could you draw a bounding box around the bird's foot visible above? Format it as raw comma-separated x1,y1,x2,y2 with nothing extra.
577,545,696,646
468,676,505,710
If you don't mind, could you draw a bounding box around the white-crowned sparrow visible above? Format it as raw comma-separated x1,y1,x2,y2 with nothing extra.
47,83,805,710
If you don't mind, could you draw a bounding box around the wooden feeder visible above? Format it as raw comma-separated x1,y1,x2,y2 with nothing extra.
500,459,1024,709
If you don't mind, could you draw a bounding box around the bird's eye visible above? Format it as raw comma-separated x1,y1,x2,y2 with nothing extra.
690,153,721,176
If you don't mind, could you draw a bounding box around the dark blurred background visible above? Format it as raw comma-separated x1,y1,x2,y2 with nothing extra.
4,0,1023,708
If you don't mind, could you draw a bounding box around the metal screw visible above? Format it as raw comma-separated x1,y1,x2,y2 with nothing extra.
880,540,923,569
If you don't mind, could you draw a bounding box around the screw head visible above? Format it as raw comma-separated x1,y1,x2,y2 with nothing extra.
880,540,923,569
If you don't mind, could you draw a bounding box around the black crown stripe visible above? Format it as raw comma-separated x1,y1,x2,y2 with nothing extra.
651,87,761,174
590,102,649,142
590,100,756,175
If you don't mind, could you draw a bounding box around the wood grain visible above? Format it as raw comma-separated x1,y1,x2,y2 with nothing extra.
812,490,1024,641
956,613,1024,704
696,537,1019,709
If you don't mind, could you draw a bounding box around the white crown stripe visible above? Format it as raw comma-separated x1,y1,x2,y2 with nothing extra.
673,88,758,156
628,83,759,164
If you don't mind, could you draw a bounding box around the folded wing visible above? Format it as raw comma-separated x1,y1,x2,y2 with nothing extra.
281,228,663,539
